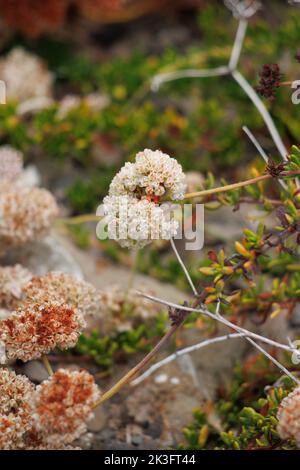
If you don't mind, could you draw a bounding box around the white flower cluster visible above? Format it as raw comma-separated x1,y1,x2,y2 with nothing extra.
102,149,186,248
109,149,186,200
277,385,300,447
102,195,179,249
0,186,58,248
0,145,59,250
0,47,53,103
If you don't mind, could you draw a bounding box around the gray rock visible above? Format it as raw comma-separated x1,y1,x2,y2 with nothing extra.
1,232,83,279
22,360,48,383
87,406,107,432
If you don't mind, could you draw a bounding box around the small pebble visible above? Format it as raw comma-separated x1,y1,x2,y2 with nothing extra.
154,373,168,384
170,377,180,385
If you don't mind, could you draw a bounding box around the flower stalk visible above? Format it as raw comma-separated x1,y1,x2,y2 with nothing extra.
42,355,53,376
183,170,300,201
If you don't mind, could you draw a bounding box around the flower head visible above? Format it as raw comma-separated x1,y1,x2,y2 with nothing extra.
256,64,282,101
0,48,53,102
21,271,100,317
30,369,100,445
101,150,185,249
277,385,300,447
0,186,58,248
109,149,186,201
0,368,34,450
0,264,32,309
0,301,85,363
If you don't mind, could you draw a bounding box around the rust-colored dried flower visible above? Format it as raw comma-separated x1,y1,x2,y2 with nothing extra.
77,0,122,19
0,265,32,309
77,0,205,23
0,368,34,450
0,0,70,37
277,385,300,447
30,369,100,445
0,186,58,248
22,272,100,318
255,64,282,101
0,301,85,363
22,428,82,449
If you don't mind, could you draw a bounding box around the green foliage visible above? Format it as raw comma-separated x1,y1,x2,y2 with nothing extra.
74,313,168,372
180,363,298,450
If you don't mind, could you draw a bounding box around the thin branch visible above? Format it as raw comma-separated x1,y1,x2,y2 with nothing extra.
131,332,245,386
93,296,201,408
170,238,198,296
232,70,288,160
135,291,296,354
93,323,178,407
229,18,248,70
183,169,299,200
242,125,287,190
151,16,289,166
214,303,300,385
183,172,274,200
246,336,300,384
151,66,229,92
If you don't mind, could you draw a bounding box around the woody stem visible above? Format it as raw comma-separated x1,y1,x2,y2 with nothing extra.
183,171,300,200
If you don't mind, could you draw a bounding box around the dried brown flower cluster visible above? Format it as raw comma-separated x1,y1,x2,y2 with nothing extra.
21,272,101,318
0,186,58,248
0,264,32,309
30,369,100,446
97,284,162,334
0,0,70,37
277,385,300,447
77,0,125,20
255,64,282,101
0,368,34,450
0,0,205,37
0,367,100,450
0,301,85,363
